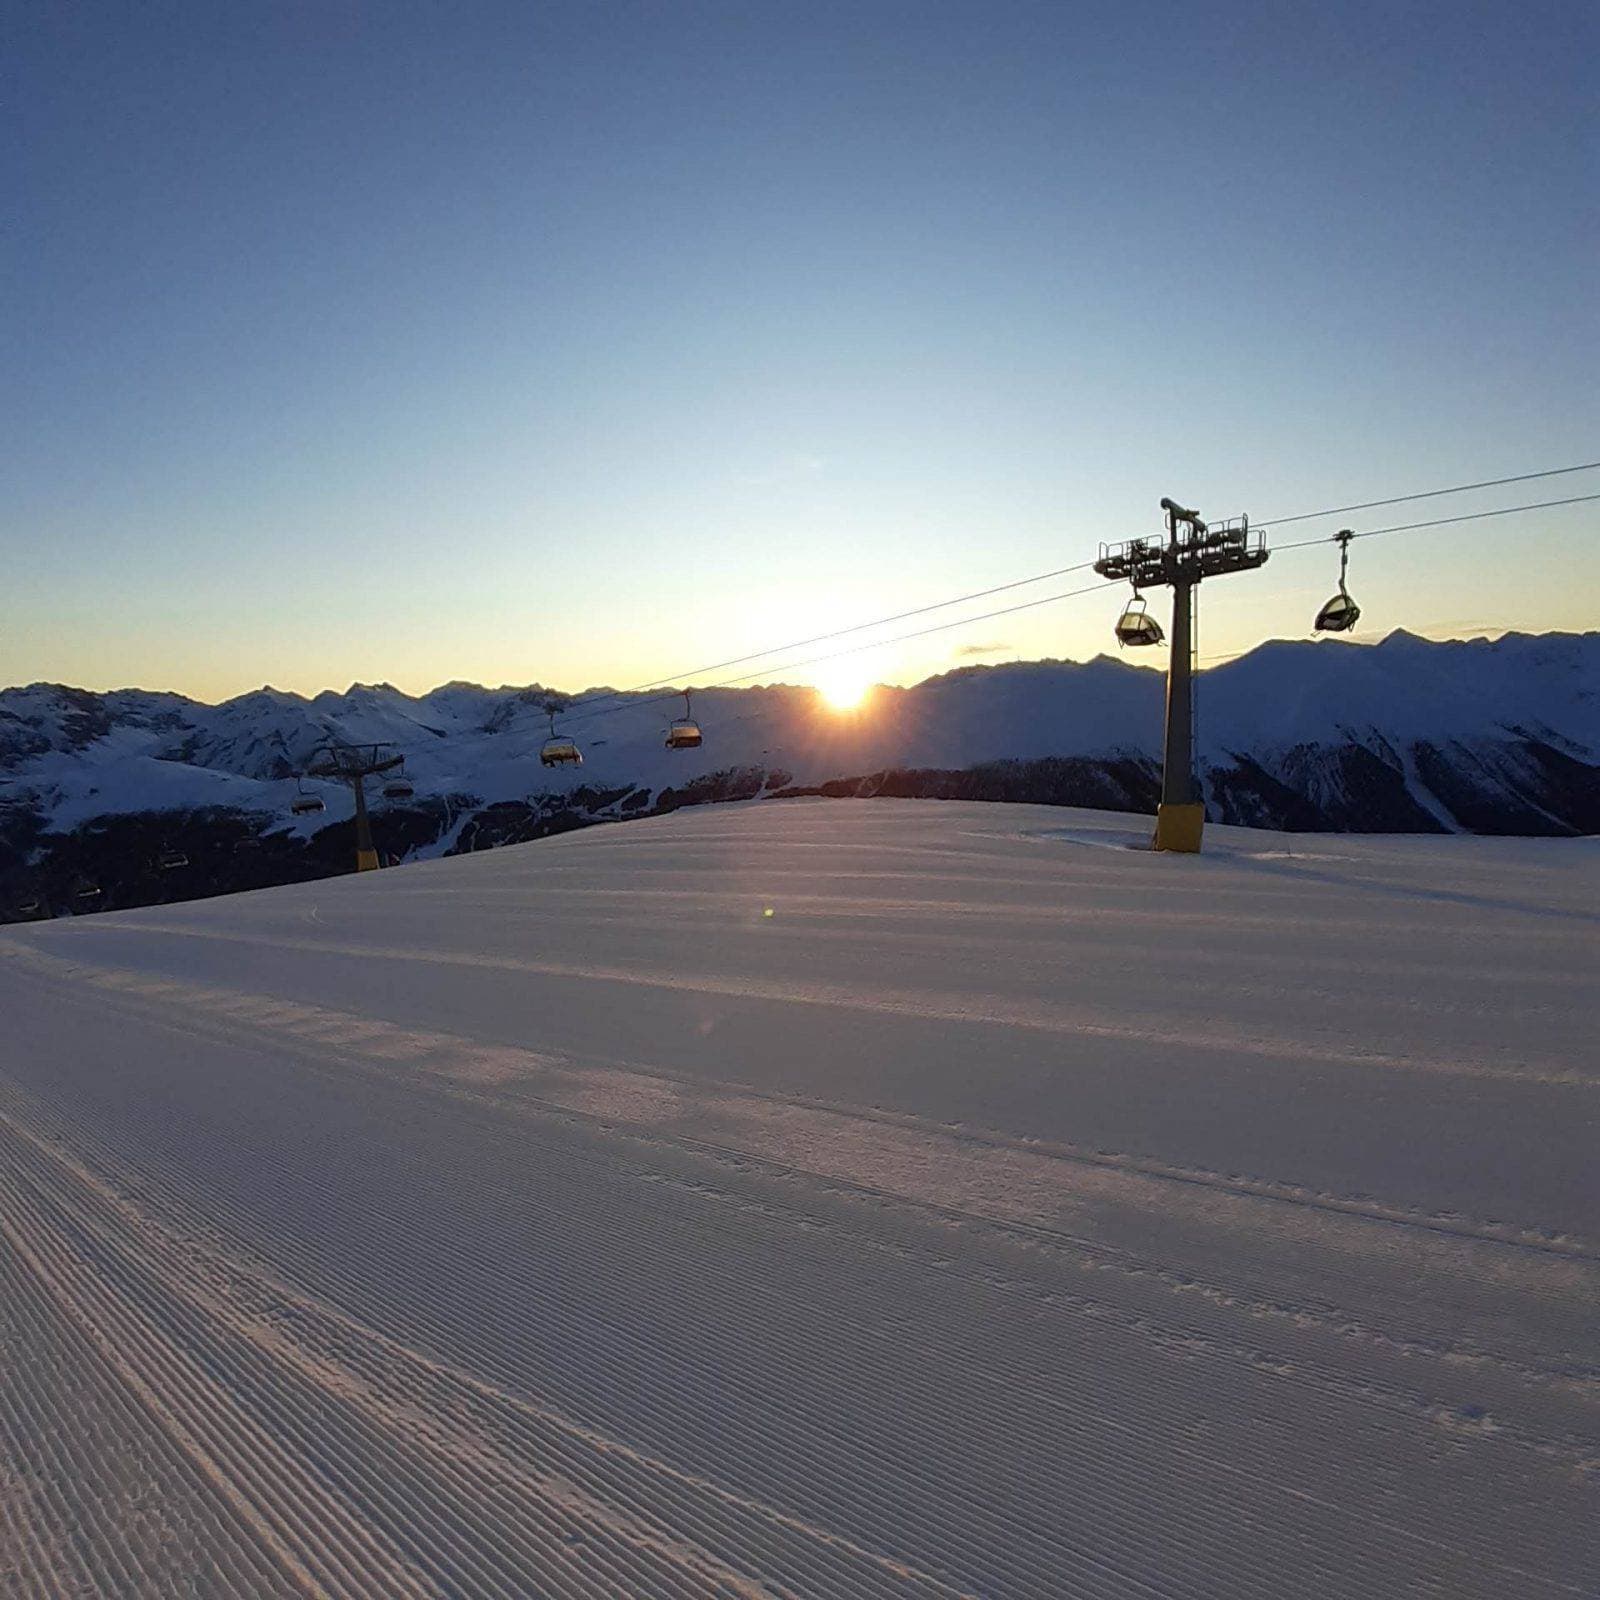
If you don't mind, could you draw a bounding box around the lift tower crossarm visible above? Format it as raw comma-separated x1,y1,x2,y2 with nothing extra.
306,745,404,780
1093,499,1269,853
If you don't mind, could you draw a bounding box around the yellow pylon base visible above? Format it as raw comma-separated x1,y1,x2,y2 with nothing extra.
356,848,381,872
1153,803,1205,853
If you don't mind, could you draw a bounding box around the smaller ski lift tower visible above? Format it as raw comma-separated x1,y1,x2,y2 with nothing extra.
1094,498,1268,853
306,741,405,873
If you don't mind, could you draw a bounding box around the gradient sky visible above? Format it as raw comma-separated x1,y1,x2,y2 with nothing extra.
4,0,1595,703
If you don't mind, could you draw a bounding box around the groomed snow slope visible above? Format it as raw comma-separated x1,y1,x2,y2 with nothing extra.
0,799,1595,1599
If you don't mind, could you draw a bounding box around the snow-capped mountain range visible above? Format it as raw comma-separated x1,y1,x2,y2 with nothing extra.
2,630,1595,917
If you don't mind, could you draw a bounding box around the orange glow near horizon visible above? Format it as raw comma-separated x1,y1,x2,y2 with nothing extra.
813,663,873,712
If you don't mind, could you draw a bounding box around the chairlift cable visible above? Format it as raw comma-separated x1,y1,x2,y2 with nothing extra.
561,471,1599,723
1254,461,1600,528
253,471,1594,811
556,558,1102,722
713,580,1111,687
564,492,1594,730
1270,492,1600,551
563,580,1113,730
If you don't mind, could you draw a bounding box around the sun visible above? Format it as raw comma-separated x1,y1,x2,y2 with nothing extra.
814,664,872,712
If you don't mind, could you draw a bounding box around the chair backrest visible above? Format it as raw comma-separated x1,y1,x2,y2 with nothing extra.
1315,593,1360,632
1116,606,1163,645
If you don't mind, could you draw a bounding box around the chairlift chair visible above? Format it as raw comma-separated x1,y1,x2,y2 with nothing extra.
17,897,41,916
665,690,703,750
540,737,583,768
157,848,188,871
540,708,583,768
1314,530,1362,633
291,774,326,816
382,761,415,800
1114,593,1165,648
74,880,101,902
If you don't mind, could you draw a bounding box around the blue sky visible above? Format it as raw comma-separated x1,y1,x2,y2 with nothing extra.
4,0,1595,701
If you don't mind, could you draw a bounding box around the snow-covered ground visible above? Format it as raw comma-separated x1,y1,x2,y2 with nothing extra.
1,799,1595,1598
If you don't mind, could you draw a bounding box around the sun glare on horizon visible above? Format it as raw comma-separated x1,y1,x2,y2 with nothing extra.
814,664,873,712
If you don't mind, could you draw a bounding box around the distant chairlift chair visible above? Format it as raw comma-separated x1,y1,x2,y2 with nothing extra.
540,709,583,768
382,761,415,800
665,690,703,750
291,774,326,816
